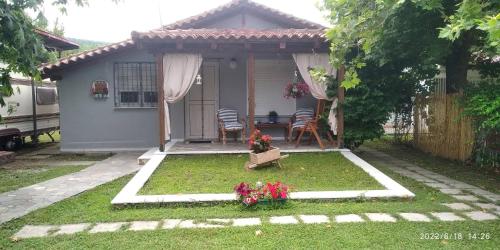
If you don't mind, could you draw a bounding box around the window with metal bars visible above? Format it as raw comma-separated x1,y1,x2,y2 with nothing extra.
113,62,157,107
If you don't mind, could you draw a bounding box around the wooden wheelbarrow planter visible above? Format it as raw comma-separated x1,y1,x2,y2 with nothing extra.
245,147,289,169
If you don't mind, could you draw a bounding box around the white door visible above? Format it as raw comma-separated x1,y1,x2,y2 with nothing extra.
185,61,219,140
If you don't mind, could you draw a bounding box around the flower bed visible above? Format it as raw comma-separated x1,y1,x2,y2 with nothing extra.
234,181,289,208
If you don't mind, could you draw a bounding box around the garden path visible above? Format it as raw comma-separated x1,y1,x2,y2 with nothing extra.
0,152,142,224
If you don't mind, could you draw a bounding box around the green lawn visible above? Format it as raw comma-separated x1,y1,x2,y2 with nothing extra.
0,144,498,249
140,153,384,194
362,138,500,194
0,165,87,193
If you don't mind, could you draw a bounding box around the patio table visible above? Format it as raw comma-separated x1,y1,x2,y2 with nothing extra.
255,122,289,142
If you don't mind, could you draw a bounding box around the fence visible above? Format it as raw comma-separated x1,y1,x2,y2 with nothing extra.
413,92,474,161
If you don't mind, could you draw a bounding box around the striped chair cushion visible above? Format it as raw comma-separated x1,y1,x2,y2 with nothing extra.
217,108,238,123
224,121,243,130
292,108,314,129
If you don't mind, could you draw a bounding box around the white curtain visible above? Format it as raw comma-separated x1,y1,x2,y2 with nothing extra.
163,53,203,140
293,53,338,134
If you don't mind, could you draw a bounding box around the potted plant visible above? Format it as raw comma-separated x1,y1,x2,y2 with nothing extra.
248,130,280,164
234,181,289,208
268,110,278,123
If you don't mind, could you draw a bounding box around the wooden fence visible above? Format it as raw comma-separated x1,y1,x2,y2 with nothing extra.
413,93,474,161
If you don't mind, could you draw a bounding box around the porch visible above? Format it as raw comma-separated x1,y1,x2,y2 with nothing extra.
165,140,344,155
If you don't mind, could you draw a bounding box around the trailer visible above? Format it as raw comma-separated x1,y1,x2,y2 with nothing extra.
0,78,60,150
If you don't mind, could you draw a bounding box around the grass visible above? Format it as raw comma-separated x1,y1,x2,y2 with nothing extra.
140,153,384,194
0,142,498,249
363,137,500,193
0,165,87,193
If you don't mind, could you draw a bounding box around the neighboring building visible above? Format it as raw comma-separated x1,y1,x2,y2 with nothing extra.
41,0,341,152
0,29,78,148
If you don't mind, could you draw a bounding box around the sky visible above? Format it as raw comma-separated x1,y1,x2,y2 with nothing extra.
39,0,330,43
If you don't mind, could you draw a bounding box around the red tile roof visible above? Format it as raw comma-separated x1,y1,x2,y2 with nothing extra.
132,28,327,42
162,0,324,30
35,28,80,50
40,40,134,75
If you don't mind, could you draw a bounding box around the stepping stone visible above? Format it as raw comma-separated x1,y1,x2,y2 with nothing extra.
464,211,497,221
299,215,330,224
448,182,477,189
365,213,397,222
473,203,500,211
162,219,181,229
442,203,473,210
399,213,431,222
178,220,224,228
269,216,299,224
451,195,480,201
13,225,56,239
439,189,463,195
482,194,500,202
89,222,126,234
128,221,159,231
53,223,90,235
430,212,465,221
207,218,232,224
425,183,451,189
467,188,495,196
233,218,261,227
335,214,364,223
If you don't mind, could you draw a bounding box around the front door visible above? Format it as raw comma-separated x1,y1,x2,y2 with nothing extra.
185,61,219,141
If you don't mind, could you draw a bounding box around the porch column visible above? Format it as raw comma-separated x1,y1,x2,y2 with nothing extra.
337,65,345,148
247,53,255,135
156,53,165,152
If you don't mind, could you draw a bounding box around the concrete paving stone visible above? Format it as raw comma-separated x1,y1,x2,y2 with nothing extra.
206,218,232,224
447,182,477,189
162,219,181,229
473,203,500,211
335,214,364,223
430,212,465,221
299,215,330,224
13,225,56,239
482,194,500,202
269,216,299,224
464,211,497,221
89,222,127,234
424,182,451,189
128,221,159,231
399,213,431,222
53,223,91,235
365,213,397,222
178,220,224,228
232,218,261,227
439,189,463,195
451,195,480,201
442,203,473,210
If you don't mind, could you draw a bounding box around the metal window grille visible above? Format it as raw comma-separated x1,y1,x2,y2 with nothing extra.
113,62,157,107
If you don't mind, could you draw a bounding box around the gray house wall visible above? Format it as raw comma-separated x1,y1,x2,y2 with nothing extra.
58,48,163,151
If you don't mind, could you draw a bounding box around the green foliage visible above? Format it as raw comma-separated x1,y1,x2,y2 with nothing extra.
462,80,500,168
321,0,500,89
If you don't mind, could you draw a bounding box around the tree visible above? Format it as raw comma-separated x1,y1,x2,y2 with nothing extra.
322,0,500,92
0,0,87,109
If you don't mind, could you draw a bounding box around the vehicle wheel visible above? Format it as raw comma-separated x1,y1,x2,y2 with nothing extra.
5,140,17,151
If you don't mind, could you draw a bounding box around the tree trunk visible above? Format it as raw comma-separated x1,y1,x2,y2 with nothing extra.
445,31,472,93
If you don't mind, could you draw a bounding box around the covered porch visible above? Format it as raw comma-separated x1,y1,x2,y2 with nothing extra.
132,29,346,152
165,140,346,155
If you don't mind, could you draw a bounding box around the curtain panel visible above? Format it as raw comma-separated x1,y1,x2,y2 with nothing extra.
292,53,338,134
162,53,203,140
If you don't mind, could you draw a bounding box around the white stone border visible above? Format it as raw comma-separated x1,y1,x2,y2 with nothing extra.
112,143,414,205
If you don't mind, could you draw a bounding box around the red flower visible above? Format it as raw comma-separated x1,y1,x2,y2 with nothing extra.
267,182,279,199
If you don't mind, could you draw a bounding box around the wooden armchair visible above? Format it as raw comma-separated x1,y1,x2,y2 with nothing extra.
289,101,336,149
288,108,314,142
217,108,246,144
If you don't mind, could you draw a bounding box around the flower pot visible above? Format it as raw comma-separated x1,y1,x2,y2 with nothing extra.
250,147,280,165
